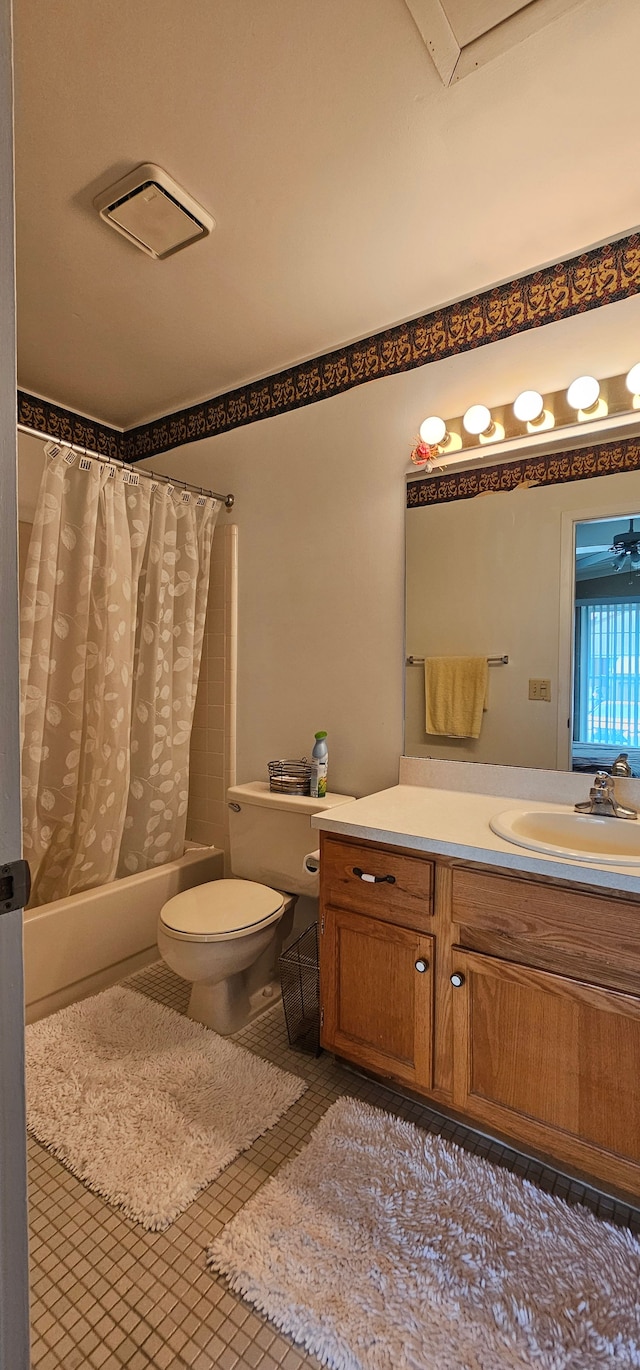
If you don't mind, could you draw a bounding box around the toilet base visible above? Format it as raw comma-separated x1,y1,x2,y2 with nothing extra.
187,973,282,1035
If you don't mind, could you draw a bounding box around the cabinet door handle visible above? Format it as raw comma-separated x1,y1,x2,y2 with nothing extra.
415,958,428,973
450,972,465,988
352,867,396,885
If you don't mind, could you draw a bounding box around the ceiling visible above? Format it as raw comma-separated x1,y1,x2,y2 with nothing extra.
13,0,640,429
443,0,532,46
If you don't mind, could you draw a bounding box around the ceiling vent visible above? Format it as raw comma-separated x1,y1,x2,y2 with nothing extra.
93,164,215,259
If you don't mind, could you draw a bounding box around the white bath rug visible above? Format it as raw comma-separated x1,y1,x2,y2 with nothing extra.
26,986,306,1230
209,1096,640,1370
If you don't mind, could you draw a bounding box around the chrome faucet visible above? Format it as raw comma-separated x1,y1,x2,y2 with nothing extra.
575,770,637,820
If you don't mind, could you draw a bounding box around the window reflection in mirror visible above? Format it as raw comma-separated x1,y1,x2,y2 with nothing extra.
573,515,640,777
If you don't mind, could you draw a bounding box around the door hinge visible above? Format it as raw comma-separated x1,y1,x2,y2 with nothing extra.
320,915,325,935
0,860,31,913
320,1006,324,1028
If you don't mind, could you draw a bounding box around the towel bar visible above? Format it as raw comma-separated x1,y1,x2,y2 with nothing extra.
406,655,509,667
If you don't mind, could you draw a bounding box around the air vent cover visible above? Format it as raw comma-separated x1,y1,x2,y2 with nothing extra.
93,164,215,259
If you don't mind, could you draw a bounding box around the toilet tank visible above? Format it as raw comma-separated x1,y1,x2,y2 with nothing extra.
227,782,355,897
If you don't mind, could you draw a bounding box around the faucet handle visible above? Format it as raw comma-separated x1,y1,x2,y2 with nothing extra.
576,768,637,818
611,752,633,777
574,770,614,813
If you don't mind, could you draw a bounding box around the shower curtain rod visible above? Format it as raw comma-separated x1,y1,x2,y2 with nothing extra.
17,423,235,509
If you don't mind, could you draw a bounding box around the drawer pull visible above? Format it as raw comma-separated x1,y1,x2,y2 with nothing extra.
352,867,396,885
450,972,465,988
415,958,428,973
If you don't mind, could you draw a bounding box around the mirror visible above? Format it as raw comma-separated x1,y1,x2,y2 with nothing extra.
405,463,640,771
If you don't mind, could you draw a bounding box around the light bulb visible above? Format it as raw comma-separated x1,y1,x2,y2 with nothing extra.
513,390,544,423
566,375,600,412
626,363,640,396
419,415,447,446
463,404,493,437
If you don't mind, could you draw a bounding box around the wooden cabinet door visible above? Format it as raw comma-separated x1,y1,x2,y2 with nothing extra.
320,906,434,1089
451,948,640,1197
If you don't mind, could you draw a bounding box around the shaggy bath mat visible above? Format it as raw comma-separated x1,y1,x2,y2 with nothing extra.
209,1096,640,1370
26,986,306,1230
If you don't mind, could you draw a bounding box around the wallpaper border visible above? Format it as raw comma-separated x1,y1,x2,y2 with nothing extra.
122,230,640,461
17,391,124,461
406,433,640,507
17,229,640,465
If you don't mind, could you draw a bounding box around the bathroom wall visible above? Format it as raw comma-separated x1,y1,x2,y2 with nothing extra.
17,522,30,592
17,431,45,520
144,376,408,800
17,434,45,590
16,297,639,810
140,292,640,800
186,522,237,859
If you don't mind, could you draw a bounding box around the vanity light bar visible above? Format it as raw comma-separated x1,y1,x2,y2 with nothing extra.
415,365,640,462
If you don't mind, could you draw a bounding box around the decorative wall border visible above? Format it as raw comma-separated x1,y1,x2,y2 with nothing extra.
17,229,640,464
406,434,640,508
122,230,640,461
17,391,123,461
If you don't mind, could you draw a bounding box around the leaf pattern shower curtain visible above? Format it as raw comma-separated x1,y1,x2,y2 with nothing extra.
20,452,219,906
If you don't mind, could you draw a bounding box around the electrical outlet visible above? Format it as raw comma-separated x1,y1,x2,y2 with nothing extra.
529,679,551,701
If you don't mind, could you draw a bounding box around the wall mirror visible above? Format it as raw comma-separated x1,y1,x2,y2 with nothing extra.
405,463,640,773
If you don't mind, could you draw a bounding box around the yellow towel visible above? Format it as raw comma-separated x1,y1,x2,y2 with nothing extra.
425,656,489,739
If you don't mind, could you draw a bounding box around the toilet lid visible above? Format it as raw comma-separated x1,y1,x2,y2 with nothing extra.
160,879,285,939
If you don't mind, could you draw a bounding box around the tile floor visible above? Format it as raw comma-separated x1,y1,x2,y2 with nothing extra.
28,960,640,1370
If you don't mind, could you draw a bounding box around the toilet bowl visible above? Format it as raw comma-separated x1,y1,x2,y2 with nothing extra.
157,780,355,1034
158,879,296,1034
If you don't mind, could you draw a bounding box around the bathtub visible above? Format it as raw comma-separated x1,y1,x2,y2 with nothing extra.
23,843,224,1022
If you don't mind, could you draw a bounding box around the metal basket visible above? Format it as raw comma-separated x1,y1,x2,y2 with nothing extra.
268,758,312,795
279,923,321,1055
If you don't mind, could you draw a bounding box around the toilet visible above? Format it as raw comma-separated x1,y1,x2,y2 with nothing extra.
157,780,353,1034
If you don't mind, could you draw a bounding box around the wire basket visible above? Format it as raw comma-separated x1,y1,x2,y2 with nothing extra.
279,923,321,1055
268,758,312,795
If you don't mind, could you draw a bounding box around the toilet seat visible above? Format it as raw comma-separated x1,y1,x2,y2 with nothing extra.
159,878,285,943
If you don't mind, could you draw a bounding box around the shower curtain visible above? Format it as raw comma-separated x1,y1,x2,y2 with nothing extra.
20,451,219,906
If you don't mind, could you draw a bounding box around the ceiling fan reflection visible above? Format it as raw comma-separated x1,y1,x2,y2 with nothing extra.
611,519,640,572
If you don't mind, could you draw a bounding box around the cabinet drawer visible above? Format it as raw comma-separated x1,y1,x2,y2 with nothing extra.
321,837,433,929
452,867,640,984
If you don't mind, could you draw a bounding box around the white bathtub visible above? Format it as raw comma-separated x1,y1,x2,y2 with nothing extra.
23,843,224,1022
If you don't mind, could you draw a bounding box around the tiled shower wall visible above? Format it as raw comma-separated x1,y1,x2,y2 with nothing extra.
186,521,238,861
18,517,238,864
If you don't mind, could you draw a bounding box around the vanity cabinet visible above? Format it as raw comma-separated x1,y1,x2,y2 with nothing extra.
321,907,434,1087
450,864,640,1196
321,837,433,928
450,949,640,1196
319,837,435,1089
319,831,640,1201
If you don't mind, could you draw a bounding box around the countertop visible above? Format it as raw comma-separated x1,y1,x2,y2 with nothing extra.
311,784,640,895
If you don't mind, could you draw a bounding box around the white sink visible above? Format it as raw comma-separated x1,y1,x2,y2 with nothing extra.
489,807,640,865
